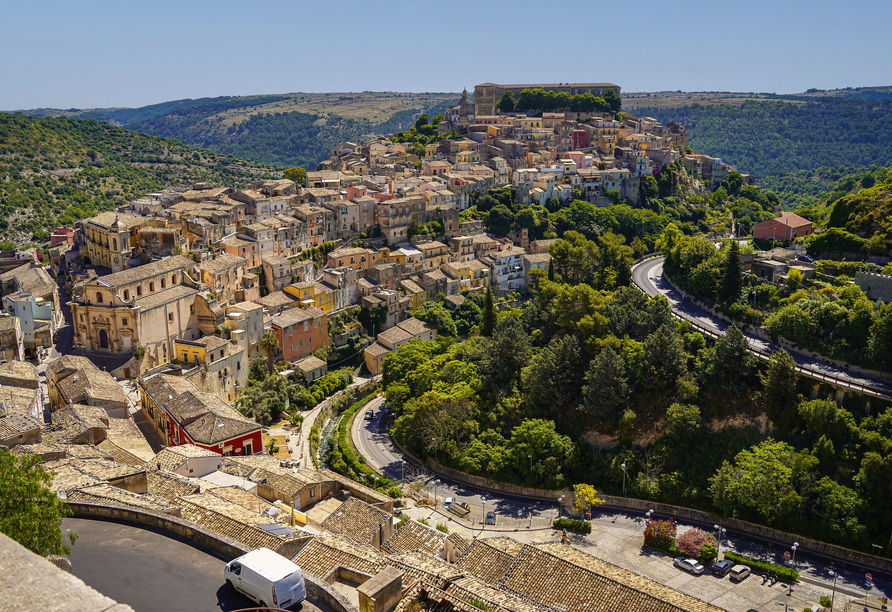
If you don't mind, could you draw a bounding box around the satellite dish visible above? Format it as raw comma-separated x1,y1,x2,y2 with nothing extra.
264,506,279,518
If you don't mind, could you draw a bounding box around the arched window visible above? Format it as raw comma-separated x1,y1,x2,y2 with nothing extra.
96,292,103,303
113,238,118,251
123,290,129,301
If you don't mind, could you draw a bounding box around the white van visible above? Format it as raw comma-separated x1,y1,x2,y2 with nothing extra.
224,547,306,609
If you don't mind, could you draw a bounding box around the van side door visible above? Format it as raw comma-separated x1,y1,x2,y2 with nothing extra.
228,562,243,592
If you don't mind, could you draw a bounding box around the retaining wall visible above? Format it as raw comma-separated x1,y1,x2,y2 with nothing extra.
69,501,358,612
395,447,892,574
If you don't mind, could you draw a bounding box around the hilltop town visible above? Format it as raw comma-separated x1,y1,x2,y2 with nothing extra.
6,82,861,612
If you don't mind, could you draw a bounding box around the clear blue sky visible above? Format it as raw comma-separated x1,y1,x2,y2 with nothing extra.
3,0,890,110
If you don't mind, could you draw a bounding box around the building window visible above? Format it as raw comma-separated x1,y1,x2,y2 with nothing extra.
289,344,293,351
137,286,142,296
161,278,165,289
168,313,174,322
113,238,118,251
122,318,128,326
123,290,129,300
96,292,103,303
237,362,240,370
182,352,187,361
149,282,154,292
190,305,195,314
172,275,177,285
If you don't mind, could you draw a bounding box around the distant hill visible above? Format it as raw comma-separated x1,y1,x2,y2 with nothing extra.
637,98,892,177
14,92,460,170
0,113,278,245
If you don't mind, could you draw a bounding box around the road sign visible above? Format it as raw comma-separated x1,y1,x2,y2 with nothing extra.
867,572,873,581
784,551,791,560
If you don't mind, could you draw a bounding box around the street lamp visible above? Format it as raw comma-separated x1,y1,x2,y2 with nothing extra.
480,497,486,537
431,437,436,460
558,495,565,519
433,479,440,506
790,542,799,567
828,569,839,609
714,525,727,555
646,509,654,521
528,454,532,471
621,463,627,497
373,475,379,490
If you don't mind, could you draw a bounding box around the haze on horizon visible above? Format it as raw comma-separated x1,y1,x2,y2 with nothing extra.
3,0,890,110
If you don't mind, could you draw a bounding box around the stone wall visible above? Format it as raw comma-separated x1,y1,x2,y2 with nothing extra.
856,270,892,303
69,501,358,612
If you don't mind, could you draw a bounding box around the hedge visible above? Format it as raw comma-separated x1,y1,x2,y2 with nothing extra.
723,551,799,583
645,539,683,557
553,518,591,534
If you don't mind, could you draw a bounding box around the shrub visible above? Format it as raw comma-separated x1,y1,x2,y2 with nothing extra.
436,522,449,533
418,518,430,527
644,520,676,547
820,595,833,609
723,551,799,582
553,518,591,534
677,528,718,560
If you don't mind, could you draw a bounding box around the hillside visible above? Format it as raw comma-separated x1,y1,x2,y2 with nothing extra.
635,98,892,177
16,92,460,170
757,165,890,211
0,113,278,245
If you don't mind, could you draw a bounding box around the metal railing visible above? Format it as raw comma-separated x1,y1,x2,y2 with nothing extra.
630,256,892,401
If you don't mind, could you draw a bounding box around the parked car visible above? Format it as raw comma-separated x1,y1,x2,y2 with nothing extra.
673,557,705,575
712,560,734,577
728,565,751,582
449,502,471,518
224,548,306,609
485,511,496,525
797,255,814,263
444,497,454,507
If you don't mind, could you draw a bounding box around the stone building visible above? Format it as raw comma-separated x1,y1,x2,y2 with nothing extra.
81,212,147,272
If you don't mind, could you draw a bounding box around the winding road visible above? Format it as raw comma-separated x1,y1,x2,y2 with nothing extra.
631,256,892,395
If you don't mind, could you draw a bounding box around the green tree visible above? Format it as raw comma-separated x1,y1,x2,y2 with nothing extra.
283,166,307,186
638,325,687,393
720,241,743,302
481,287,497,337
496,90,516,113
760,350,799,429
521,334,588,416
572,483,605,514
582,347,630,420
0,450,77,556
414,113,430,130
604,88,621,113
798,398,855,443
413,302,458,337
260,332,279,376
480,317,531,395
666,403,702,443
869,302,892,371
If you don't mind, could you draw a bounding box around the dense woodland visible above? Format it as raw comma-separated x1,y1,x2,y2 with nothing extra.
639,98,892,177
0,114,277,244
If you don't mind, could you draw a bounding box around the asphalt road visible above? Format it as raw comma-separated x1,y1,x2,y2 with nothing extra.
63,517,330,612
352,361,892,601
631,256,892,393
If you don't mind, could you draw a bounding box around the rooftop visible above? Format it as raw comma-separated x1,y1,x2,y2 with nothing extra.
321,497,391,545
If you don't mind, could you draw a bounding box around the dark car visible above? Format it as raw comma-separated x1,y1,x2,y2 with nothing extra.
364,410,374,420
797,255,814,263
485,511,496,525
712,560,734,577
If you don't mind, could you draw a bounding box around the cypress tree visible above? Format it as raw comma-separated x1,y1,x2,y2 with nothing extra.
481,286,496,337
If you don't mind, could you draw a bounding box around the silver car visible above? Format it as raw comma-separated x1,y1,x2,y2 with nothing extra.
673,557,705,575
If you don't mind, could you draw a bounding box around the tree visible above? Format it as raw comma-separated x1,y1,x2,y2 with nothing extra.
572,484,605,515
260,332,279,376
719,241,743,302
760,350,799,428
638,325,687,393
521,334,588,416
666,403,701,443
480,317,531,395
415,113,430,130
547,258,555,282
496,90,516,113
0,449,77,556
582,347,630,420
480,287,496,337
283,167,307,186
604,88,621,113
487,204,515,231
413,302,458,337
869,302,892,371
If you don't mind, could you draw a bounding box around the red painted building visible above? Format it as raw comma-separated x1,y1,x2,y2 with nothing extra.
572,130,588,150
270,306,329,363
139,370,261,457
753,213,814,243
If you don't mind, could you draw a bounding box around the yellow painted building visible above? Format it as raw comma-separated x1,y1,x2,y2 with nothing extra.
284,282,336,314
83,212,147,272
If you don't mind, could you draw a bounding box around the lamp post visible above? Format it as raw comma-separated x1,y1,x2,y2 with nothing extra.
528,454,532,471
373,475,379,491
645,509,653,521
790,542,799,568
480,497,486,537
433,479,440,506
558,495,565,519
714,524,727,556
828,569,839,609
431,437,436,460
621,463,627,497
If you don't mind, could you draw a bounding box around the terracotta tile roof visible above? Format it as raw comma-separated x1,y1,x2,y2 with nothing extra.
199,254,246,274
382,519,445,556
132,284,198,311
321,497,390,545
483,536,524,557
500,544,724,612
446,575,549,612
386,550,465,586
54,362,127,407
397,317,434,337
457,539,517,584
82,212,146,230
445,532,471,559
0,412,42,439
67,484,179,514
253,291,295,308
377,326,413,345
364,342,389,357
291,533,386,580
270,307,324,328
0,316,19,332
152,444,219,472
318,469,393,505
101,417,155,463
0,360,38,388
176,497,295,551
295,355,326,373
146,469,201,501
10,442,67,462
93,256,194,289
46,457,143,493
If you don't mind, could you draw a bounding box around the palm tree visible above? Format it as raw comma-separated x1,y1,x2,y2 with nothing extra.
260,332,279,376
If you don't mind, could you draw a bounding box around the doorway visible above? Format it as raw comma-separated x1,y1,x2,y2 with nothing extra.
99,329,109,349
